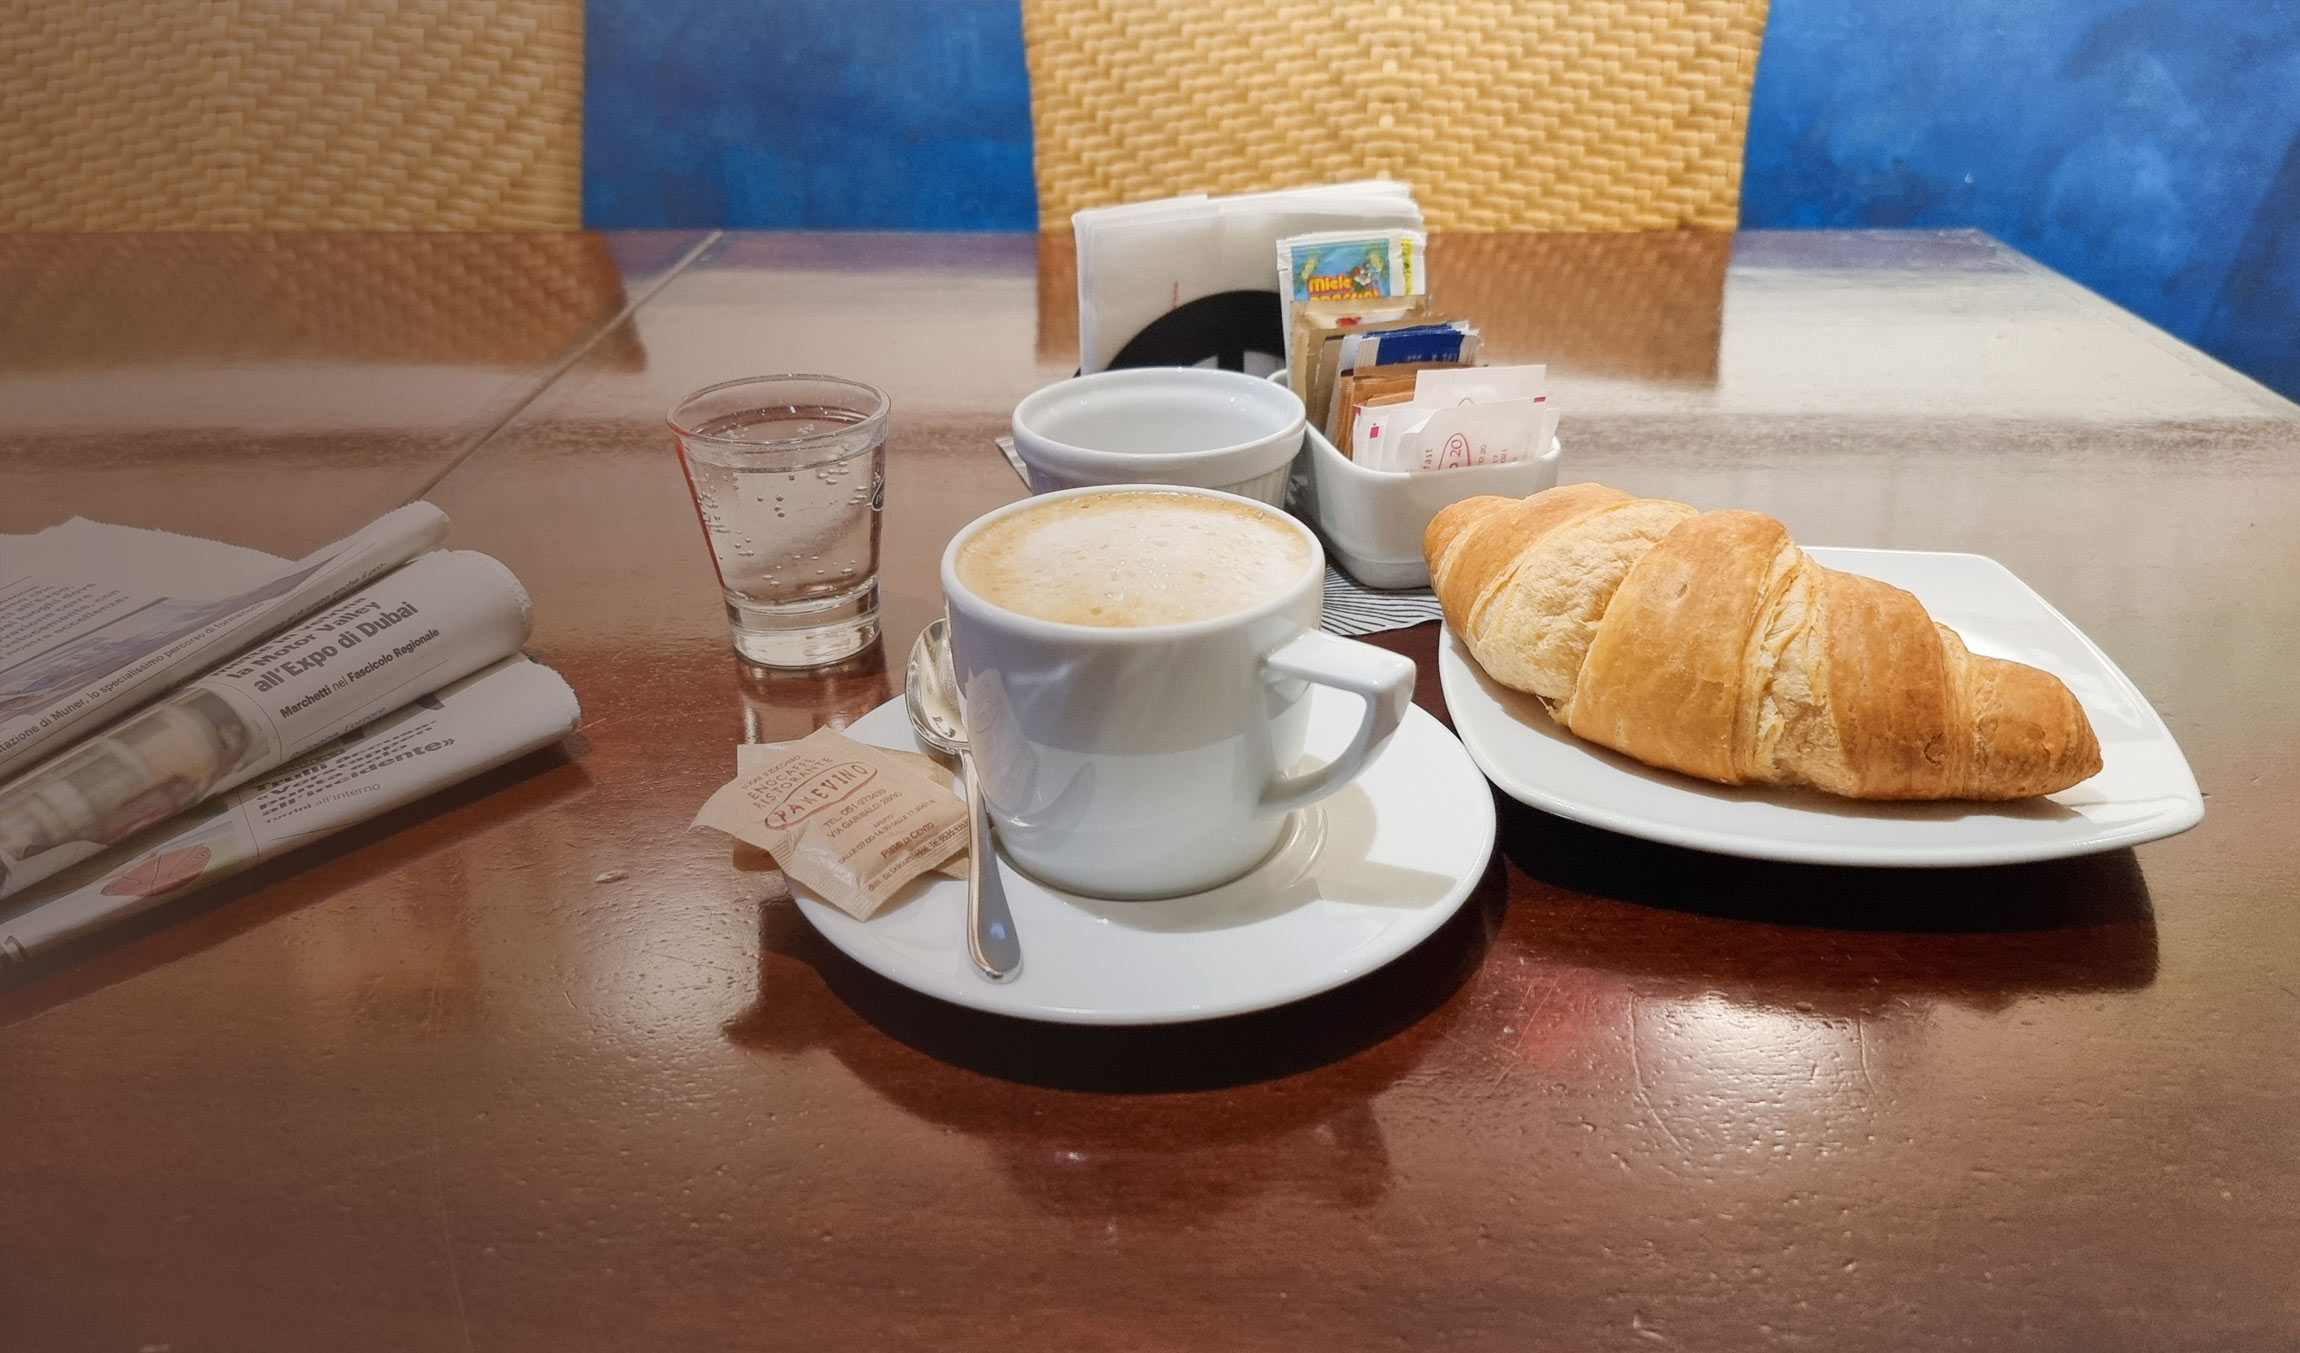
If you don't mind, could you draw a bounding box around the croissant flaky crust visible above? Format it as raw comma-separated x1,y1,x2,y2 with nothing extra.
1425,483,2103,800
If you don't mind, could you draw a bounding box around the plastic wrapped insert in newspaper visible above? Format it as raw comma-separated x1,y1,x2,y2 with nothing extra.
0,546,532,902
0,502,451,779
0,656,577,964
0,509,583,963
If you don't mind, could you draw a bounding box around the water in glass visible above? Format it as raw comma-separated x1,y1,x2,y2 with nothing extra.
677,400,886,667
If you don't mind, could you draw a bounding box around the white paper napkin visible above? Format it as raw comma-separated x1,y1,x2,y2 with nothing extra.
1074,181,1424,375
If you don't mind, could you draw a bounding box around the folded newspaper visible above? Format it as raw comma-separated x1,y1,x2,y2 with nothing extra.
0,657,577,964
0,508,580,965
0,502,450,778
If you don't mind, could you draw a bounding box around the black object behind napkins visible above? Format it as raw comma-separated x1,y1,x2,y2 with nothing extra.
1107,290,1285,375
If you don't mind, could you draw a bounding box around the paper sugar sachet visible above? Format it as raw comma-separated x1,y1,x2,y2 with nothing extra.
1332,364,1457,455
1340,320,1478,370
734,740,955,794
695,726,967,919
1349,365,1559,473
735,740,969,880
1286,296,1432,415
1320,320,1480,437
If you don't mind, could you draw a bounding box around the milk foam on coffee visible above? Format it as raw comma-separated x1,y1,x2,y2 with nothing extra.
957,491,1313,627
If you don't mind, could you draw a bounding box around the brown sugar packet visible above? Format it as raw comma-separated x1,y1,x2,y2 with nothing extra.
1288,295,1431,414
695,726,967,918
1305,306,1439,438
1330,361,1470,455
1336,387,1416,457
1324,352,1462,441
736,740,968,878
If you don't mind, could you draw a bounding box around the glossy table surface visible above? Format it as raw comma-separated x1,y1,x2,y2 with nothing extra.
4,229,2298,1351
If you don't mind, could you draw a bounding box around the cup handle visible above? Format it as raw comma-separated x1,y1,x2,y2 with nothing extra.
1257,631,1417,814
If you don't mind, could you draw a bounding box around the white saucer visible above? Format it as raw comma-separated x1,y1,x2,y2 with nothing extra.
1439,547,2204,867
791,687,1497,1025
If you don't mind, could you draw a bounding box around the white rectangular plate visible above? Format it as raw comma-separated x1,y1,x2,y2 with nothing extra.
1437,547,2202,867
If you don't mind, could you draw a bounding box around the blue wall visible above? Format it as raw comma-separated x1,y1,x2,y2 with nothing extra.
583,0,1036,231
584,0,2300,401
1740,0,2300,402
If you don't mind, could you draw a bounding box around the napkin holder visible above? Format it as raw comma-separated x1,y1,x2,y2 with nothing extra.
1271,372,1561,589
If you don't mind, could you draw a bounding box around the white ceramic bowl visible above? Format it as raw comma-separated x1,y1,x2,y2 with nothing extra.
1010,367,1308,506
1274,371,1561,589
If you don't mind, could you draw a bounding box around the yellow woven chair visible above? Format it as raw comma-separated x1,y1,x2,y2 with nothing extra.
0,0,582,230
0,232,640,369
1021,0,1770,231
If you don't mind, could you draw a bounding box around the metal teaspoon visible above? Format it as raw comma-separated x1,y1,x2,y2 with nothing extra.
904,618,1021,982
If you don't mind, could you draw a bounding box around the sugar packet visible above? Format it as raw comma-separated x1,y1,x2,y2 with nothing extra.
1322,321,1480,436
1286,295,1432,412
1349,365,1558,473
1333,363,1465,454
734,740,968,880
1350,321,1479,369
694,726,968,919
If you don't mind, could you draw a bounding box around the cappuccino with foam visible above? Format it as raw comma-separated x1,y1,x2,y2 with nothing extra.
955,490,1313,627
941,484,1413,897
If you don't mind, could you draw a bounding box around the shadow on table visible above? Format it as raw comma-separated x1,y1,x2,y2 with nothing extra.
0,746,587,1021
1493,796,2159,1015
721,857,1505,1219
730,852,1506,1092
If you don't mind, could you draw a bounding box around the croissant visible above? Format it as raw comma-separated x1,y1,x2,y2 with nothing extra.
1424,483,2102,800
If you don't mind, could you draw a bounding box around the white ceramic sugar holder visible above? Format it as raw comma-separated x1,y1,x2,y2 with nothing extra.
1272,371,1561,589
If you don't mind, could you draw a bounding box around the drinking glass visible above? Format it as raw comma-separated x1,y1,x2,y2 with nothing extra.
669,375,889,667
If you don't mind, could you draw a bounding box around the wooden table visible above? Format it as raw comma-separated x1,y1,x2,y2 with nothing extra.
4,230,2296,1352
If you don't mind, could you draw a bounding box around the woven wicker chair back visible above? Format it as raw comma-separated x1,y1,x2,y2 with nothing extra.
1022,0,1769,231
1,0,581,230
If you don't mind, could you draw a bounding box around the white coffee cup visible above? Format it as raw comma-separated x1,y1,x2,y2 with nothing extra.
1008,367,1308,506
940,484,1416,899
